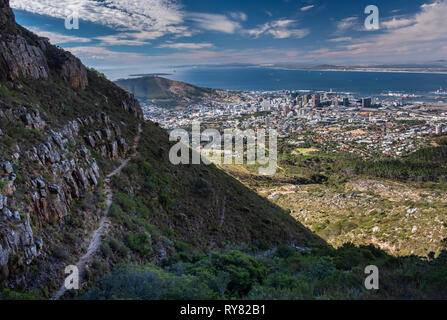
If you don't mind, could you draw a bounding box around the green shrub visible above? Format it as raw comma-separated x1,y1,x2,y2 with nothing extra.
192,178,211,196
115,193,136,213
159,189,174,209
83,264,216,300
108,203,123,219
0,180,8,193
126,232,153,256
0,289,42,300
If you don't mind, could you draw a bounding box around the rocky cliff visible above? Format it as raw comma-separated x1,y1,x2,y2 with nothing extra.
0,0,87,88
0,0,144,286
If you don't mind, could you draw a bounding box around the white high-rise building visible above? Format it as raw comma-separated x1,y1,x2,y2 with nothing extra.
261,100,271,111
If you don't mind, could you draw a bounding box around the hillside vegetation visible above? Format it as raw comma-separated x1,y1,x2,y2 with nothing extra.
224,136,447,257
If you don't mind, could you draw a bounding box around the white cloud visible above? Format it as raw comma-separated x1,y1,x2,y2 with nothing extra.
421,2,439,9
95,34,149,46
336,16,358,33
186,13,242,34
27,27,91,44
300,5,314,12
382,17,415,29
11,0,187,40
245,19,309,39
66,46,148,64
328,37,352,42
230,12,247,22
158,42,214,49
311,1,447,62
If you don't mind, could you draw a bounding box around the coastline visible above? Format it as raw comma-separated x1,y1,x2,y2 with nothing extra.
268,66,447,75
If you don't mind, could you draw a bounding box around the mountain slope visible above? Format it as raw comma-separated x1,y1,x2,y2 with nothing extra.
0,0,320,297
115,76,218,108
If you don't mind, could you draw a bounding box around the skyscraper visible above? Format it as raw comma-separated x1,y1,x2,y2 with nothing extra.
362,98,372,108
311,94,320,107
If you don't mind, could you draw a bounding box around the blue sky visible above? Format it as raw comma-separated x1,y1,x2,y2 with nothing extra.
10,0,447,79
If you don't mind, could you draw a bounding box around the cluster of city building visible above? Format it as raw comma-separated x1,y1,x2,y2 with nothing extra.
141,89,447,158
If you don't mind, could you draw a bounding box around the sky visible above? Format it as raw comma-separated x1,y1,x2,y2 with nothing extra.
10,0,447,79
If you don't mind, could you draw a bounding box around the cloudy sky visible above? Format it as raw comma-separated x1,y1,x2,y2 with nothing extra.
10,0,447,79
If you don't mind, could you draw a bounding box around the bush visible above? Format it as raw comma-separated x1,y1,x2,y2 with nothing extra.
101,242,113,258
126,232,153,256
0,289,42,300
115,193,136,213
108,203,123,218
159,189,174,209
53,246,70,260
0,180,8,192
83,265,215,300
208,250,267,297
111,175,128,192
192,178,211,196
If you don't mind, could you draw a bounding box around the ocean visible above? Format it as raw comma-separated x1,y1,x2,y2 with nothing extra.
167,66,447,98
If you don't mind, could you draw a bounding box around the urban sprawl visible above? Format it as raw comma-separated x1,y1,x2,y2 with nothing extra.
141,90,447,159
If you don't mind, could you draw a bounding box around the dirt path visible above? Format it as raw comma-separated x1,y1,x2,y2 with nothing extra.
52,124,142,300
219,196,226,228
209,194,227,249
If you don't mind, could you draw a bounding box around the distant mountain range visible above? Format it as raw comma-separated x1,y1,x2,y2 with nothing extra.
167,62,447,74
272,63,447,74
115,76,218,108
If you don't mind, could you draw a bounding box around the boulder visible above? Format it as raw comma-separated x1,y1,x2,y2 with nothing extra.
48,184,60,194
3,207,12,218
35,178,45,189
35,238,43,250
1,161,13,174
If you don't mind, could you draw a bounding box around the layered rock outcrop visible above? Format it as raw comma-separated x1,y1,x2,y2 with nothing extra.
0,101,138,269
0,0,87,88
0,0,142,277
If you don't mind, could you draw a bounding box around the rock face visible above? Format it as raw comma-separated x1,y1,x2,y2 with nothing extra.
0,0,14,30
0,0,87,88
59,52,88,89
0,102,139,270
0,34,50,80
0,0,142,278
